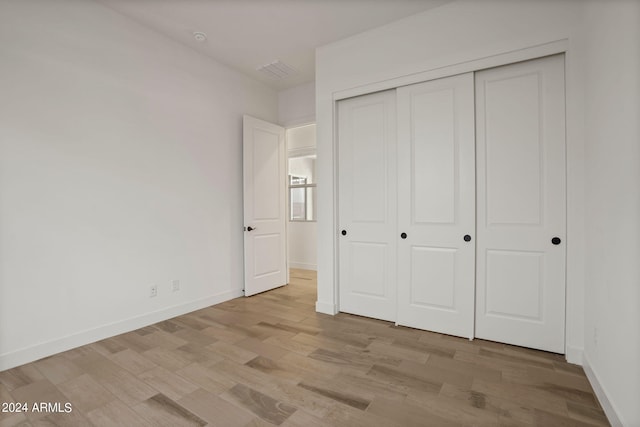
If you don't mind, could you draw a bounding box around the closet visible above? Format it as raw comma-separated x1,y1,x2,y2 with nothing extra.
337,54,566,353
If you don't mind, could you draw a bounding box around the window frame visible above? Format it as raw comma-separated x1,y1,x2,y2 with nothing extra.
288,174,317,222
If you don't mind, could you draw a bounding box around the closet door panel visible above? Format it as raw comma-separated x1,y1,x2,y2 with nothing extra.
484,72,542,226
350,102,388,222
397,73,476,338
475,54,566,353
338,90,397,322
411,88,457,224
410,247,456,309
485,250,544,319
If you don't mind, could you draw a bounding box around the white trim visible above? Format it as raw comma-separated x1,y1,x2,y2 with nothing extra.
583,354,624,427
0,289,242,371
332,99,340,316
288,147,316,158
280,115,315,129
565,345,583,365
289,262,317,271
315,300,338,315
286,261,290,288
333,39,568,101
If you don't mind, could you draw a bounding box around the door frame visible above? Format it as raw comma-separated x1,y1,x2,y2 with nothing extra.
329,40,571,352
284,122,318,280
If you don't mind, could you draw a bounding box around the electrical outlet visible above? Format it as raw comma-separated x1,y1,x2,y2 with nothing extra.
172,280,180,292
150,285,158,298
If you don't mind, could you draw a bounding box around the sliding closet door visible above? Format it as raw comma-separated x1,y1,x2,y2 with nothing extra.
475,55,566,353
396,73,476,338
338,90,397,321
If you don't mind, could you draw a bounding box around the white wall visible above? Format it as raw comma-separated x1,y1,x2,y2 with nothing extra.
287,124,317,152
582,2,640,426
278,81,316,128
287,189,318,270
288,221,318,271
289,157,316,185
0,0,277,370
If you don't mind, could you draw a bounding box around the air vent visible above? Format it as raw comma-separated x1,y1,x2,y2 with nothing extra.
257,60,297,80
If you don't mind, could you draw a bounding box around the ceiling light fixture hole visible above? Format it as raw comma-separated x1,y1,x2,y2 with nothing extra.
193,32,207,42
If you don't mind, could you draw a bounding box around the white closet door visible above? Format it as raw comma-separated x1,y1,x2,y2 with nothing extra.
338,90,397,321
475,54,566,353
396,73,476,338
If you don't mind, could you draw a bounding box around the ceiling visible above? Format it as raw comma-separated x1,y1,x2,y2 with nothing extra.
100,0,451,91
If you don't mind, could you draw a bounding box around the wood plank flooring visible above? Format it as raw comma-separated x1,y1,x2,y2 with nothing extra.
0,269,608,426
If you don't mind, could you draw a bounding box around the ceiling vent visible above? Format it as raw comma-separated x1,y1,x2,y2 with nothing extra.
257,60,297,80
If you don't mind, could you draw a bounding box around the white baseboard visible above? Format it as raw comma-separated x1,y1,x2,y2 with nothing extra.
565,345,584,365
315,300,337,315
0,289,243,371
583,354,624,427
289,262,317,271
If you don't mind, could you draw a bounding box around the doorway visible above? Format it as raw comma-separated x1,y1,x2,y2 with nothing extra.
286,124,317,273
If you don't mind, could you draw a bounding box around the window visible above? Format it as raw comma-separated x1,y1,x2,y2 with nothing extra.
289,157,316,221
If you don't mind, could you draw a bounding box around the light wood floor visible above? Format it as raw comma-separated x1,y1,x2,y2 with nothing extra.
1,269,608,427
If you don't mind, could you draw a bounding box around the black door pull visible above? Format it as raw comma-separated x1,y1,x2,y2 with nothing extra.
400,232,407,239
247,226,256,231
552,237,561,245
463,234,471,242
341,230,347,236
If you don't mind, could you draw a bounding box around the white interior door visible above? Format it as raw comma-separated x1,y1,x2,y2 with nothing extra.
475,55,566,353
243,115,287,296
338,90,397,321
396,73,476,338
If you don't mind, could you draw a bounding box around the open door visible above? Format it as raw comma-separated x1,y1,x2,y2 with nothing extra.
243,115,287,296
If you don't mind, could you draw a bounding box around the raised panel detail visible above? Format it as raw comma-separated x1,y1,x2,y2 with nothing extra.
485,250,543,321
350,242,386,297
253,234,281,277
484,73,542,226
351,103,387,223
410,247,456,310
253,129,280,220
411,89,457,224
